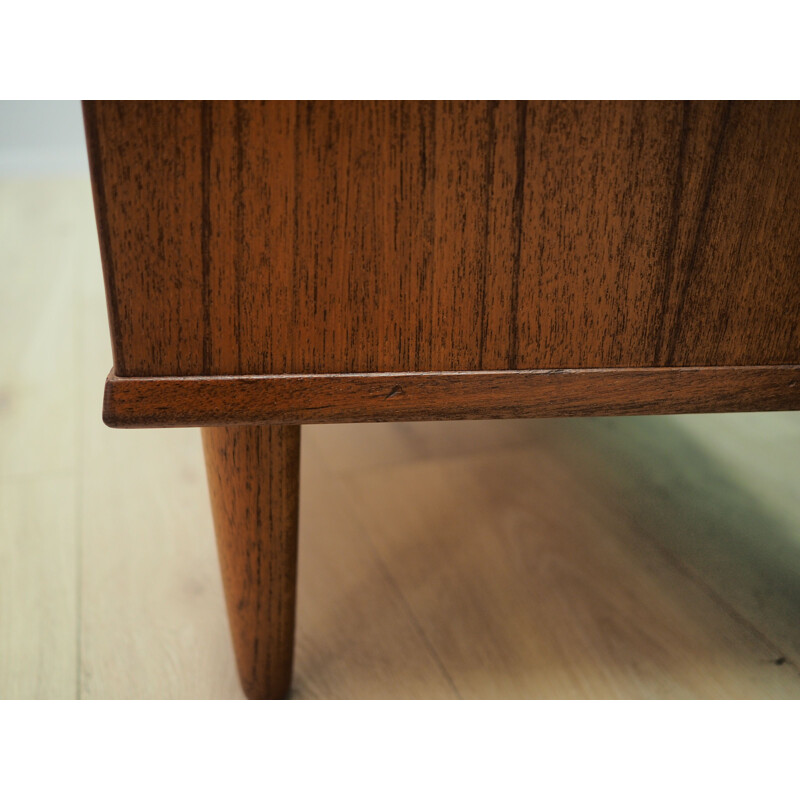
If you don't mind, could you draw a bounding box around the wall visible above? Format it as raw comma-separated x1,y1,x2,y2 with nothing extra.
0,100,88,175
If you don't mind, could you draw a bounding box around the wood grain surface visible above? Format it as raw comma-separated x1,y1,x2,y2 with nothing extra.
202,424,300,699
84,101,800,380
103,365,800,427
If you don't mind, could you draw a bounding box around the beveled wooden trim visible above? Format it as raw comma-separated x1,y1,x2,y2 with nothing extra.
103,365,800,428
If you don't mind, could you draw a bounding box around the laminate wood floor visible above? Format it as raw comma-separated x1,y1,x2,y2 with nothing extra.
1,178,799,699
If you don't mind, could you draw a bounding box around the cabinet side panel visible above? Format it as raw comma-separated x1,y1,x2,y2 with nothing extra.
85,101,800,377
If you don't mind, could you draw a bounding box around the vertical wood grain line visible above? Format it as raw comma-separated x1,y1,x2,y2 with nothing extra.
653,101,690,363
201,101,213,373
478,101,498,370
663,101,732,365
235,102,245,374
420,101,436,371
508,100,528,370
82,102,126,375
292,102,302,373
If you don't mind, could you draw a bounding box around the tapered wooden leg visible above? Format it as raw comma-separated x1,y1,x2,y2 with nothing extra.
201,424,300,699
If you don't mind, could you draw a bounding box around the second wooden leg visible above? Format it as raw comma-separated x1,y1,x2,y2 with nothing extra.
201,424,300,700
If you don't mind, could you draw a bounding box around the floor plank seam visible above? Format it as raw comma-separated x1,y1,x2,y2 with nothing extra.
630,516,800,677
357,520,463,699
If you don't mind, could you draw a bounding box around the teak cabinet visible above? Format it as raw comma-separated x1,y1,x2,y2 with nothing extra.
84,101,800,698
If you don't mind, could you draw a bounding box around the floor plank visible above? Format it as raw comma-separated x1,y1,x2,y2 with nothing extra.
523,415,800,666
293,436,459,699
332,436,800,698
0,476,78,699
0,179,82,699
